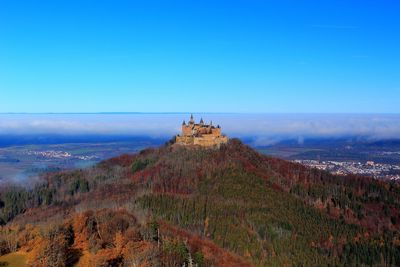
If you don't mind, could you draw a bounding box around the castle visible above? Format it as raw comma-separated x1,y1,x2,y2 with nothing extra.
175,115,228,147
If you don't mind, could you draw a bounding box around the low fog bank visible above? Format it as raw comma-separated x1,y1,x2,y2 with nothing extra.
1,113,400,146
0,134,167,148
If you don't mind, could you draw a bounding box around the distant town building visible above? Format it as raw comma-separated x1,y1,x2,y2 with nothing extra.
175,114,228,147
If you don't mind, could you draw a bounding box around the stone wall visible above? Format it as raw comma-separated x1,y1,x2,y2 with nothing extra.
182,125,193,136
176,134,228,147
193,135,228,147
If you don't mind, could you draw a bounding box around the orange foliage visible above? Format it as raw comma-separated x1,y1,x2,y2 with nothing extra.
159,220,252,267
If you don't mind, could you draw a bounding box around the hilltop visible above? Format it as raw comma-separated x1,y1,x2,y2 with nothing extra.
0,139,399,266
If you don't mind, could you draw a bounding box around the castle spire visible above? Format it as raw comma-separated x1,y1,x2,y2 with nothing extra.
200,118,204,125
182,120,186,126
189,114,194,124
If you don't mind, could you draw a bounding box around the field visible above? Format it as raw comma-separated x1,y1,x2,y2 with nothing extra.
0,252,27,267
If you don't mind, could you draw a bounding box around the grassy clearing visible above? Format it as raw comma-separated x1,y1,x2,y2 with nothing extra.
0,252,27,267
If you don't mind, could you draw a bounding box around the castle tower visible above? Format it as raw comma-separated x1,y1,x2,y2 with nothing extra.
214,124,221,136
189,114,195,124
206,121,211,133
182,119,192,136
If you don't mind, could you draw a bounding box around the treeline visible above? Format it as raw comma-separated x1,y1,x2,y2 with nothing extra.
265,157,400,232
0,209,212,266
126,139,400,266
0,184,54,224
0,154,137,225
0,139,399,266
137,170,400,266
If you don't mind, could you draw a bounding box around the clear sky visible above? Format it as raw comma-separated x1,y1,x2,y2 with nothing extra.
1,0,399,113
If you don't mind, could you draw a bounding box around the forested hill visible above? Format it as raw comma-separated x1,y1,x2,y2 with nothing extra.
0,139,400,266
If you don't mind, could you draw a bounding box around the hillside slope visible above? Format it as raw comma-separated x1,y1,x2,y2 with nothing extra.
0,139,399,266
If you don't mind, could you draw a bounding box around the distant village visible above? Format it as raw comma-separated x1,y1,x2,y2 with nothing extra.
294,159,400,181
26,150,98,161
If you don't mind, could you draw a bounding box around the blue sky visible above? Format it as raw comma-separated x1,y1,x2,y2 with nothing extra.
1,0,399,113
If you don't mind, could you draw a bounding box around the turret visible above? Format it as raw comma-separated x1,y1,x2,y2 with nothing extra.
207,121,213,133
214,125,222,136
189,114,195,124
182,119,191,136
199,118,204,125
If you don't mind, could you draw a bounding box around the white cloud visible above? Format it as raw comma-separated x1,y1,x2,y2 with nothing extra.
0,114,400,145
